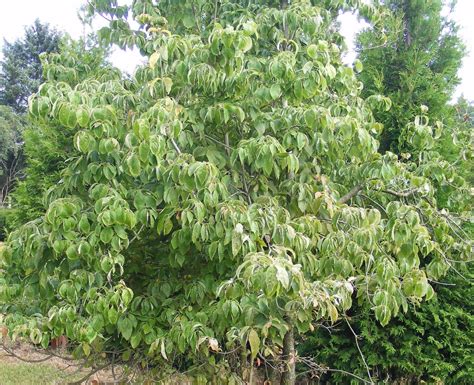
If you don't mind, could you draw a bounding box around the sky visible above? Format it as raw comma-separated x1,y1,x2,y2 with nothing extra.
0,0,473,100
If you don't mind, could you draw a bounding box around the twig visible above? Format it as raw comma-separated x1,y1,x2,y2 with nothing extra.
344,316,373,384
224,133,231,156
86,0,114,22
297,356,373,384
2,344,53,363
67,363,111,385
360,193,387,216
204,133,232,151
171,138,182,154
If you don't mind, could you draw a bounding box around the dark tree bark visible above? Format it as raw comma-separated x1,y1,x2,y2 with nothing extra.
280,327,296,385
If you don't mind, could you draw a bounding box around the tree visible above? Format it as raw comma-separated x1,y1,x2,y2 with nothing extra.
0,19,61,112
0,1,471,384
6,36,114,228
299,265,474,384
0,105,25,207
0,20,61,221
357,0,465,153
299,1,473,383
0,106,24,240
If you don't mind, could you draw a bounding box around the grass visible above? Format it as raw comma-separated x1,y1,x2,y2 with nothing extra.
0,362,66,385
0,344,86,385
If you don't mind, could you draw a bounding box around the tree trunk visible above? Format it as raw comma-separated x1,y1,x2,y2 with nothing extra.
403,0,412,46
280,327,296,385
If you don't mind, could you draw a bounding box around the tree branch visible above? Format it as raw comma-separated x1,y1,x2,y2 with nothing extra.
339,184,364,204
381,188,419,198
344,316,373,384
170,138,182,154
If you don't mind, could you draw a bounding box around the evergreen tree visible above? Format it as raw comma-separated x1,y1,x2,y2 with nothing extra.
0,106,24,205
357,0,464,153
0,19,61,112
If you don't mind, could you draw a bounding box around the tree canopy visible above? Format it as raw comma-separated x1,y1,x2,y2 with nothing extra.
357,0,465,153
0,19,61,112
0,1,472,384
7,36,113,228
300,1,473,383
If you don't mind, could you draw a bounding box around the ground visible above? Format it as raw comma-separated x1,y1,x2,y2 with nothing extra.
0,344,146,385
0,344,90,384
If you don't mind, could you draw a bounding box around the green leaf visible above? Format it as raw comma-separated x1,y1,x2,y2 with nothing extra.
82,343,91,357
74,131,95,153
354,59,363,73
76,107,90,127
100,227,114,243
59,104,77,128
232,231,242,256
163,217,173,235
328,303,338,323
239,36,253,52
307,44,318,59
162,77,173,94
108,307,119,324
130,333,142,349
118,317,133,340
79,215,90,233
30,329,42,344
149,52,160,68
270,84,282,100
126,153,141,177
374,304,391,326
248,329,260,359
276,265,290,289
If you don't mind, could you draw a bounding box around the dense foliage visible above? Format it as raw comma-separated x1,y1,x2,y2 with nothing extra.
7,37,113,228
0,20,62,238
300,266,474,384
0,19,61,113
0,106,25,209
0,107,25,240
357,0,464,153
300,1,473,383
0,1,472,384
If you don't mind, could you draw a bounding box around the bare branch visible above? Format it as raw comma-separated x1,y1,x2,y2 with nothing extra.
2,344,54,363
344,316,373,384
297,356,373,384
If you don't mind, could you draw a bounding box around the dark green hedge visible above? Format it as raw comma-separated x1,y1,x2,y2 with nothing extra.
299,268,474,384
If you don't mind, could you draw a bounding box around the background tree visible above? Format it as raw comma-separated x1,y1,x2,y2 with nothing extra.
0,19,61,113
0,19,62,235
357,0,464,153
6,36,114,228
299,266,474,384
0,1,471,385
0,106,24,204
0,106,25,240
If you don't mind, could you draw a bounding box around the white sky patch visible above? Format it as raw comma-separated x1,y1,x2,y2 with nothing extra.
0,0,473,99
338,11,369,65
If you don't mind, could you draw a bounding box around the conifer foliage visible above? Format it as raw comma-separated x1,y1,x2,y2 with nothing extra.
0,19,61,113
